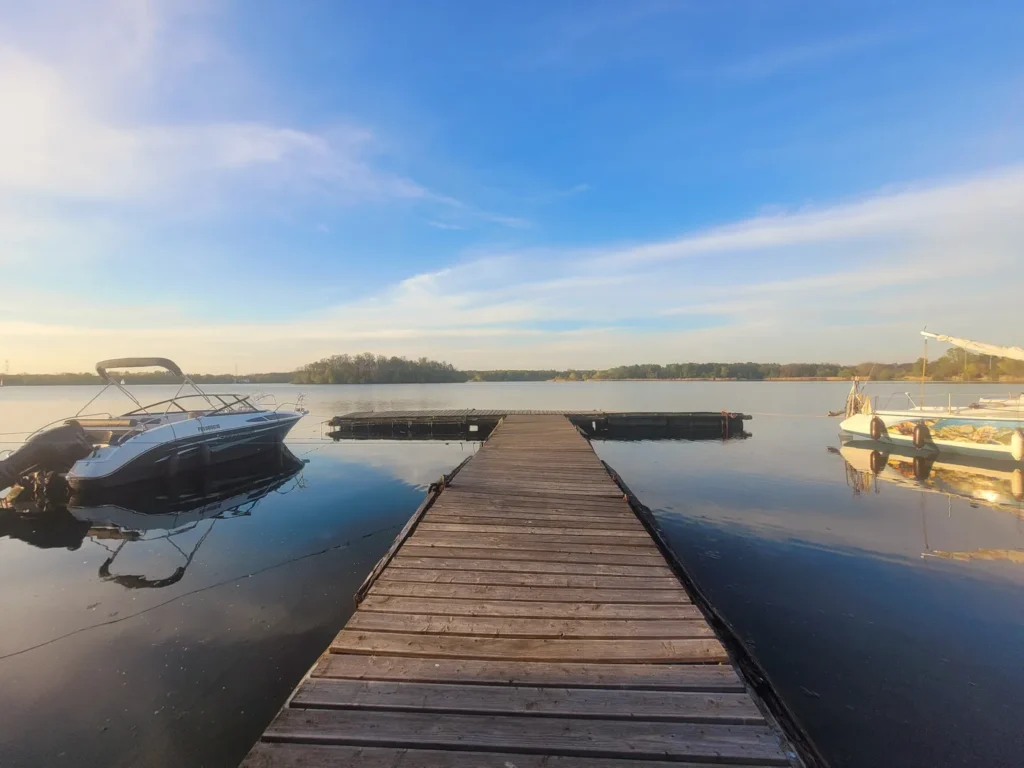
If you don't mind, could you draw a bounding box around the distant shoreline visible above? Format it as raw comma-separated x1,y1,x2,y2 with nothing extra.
4,377,1024,387
548,377,1024,384
8,349,1022,386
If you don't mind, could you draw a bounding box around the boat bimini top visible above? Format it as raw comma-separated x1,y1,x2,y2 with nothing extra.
81,357,262,425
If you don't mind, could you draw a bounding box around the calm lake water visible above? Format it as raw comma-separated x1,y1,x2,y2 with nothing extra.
1,382,1022,768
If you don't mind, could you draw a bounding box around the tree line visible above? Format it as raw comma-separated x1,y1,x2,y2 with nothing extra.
468,350,1024,382
0,371,292,386
7,348,1024,385
293,354,466,384
465,370,562,382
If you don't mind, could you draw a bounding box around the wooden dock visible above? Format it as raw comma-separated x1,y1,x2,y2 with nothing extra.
243,415,797,767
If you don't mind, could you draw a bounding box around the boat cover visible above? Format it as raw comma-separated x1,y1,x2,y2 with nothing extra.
95,358,184,381
922,332,1024,363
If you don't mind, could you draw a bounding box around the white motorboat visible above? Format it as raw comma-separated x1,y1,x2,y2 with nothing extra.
839,332,1024,462
0,357,306,491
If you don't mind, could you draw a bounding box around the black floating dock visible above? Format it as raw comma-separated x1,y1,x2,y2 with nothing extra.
327,410,751,442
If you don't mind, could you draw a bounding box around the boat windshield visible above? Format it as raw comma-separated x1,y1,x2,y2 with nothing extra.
73,357,260,420
124,393,259,417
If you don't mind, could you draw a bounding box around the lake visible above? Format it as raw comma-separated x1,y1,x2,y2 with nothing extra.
1,381,1022,767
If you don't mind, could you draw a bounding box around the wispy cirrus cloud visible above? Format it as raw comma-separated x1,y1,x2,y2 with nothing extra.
592,165,1024,267
523,0,687,72
0,44,426,208
720,30,905,80
523,183,591,205
0,0,522,227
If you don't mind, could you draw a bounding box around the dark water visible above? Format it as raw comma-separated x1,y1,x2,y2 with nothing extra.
1,382,1022,767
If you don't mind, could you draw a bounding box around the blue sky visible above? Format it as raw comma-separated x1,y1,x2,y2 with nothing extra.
2,0,1023,373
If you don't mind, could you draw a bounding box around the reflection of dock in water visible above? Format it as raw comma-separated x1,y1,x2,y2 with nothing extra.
244,415,811,767
328,409,751,442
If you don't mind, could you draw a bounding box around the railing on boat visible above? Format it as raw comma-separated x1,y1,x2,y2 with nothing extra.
874,391,1024,416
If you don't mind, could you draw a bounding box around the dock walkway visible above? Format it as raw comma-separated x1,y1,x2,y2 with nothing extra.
243,415,795,767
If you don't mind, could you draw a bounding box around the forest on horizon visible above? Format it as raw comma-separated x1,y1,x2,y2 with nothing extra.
8,349,1022,385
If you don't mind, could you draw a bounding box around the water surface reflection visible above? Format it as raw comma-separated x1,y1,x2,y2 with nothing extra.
2,382,1022,768
596,415,1023,768
0,433,475,768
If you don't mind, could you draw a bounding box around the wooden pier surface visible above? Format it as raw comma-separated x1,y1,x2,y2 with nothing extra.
243,415,794,767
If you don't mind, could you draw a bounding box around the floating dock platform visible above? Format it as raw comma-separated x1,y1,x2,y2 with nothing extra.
328,409,751,441
244,415,806,767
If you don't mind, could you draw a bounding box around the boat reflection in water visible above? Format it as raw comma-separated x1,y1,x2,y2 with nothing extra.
1,447,306,588
836,437,1024,564
838,437,1024,509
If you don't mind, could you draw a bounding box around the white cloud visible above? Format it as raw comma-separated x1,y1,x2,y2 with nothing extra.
0,43,426,206
0,0,522,226
2,3,1021,373
594,166,1024,267
5,165,1023,372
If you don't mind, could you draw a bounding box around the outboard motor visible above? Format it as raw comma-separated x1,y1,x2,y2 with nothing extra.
0,423,93,490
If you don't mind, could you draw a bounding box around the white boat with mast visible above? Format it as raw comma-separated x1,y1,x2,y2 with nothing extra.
839,331,1024,462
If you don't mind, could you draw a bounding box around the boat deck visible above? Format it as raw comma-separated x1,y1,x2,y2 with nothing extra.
243,415,797,767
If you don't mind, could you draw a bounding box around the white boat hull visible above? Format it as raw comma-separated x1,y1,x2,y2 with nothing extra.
66,411,304,489
840,412,1024,462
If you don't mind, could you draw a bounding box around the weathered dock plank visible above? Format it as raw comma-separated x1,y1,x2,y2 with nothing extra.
418,513,648,530
245,743,773,768
396,543,668,564
330,631,728,662
242,415,794,767
416,522,650,538
407,532,663,555
290,679,765,723
311,654,747,691
345,612,716,639
366,582,691,603
358,594,701,619
259,709,787,764
389,555,672,575
376,568,680,588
